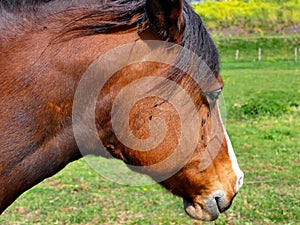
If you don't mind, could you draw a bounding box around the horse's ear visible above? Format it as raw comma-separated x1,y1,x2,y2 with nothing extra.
146,0,184,42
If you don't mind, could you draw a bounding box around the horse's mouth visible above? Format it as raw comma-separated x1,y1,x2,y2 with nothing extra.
183,196,230,221
183,190,236,221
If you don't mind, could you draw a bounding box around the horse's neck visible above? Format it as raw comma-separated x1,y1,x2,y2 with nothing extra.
0,127,81,214
0,11,140,213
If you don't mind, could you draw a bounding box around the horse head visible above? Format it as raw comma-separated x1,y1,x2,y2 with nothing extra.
0,0,243,221
72,0,244,221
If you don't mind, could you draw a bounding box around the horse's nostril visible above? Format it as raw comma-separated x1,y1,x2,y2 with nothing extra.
215,196,232,213
237,173,244,191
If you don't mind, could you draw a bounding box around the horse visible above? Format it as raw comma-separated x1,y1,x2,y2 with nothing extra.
0,0,244,221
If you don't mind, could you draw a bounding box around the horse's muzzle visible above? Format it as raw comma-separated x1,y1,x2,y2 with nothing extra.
183,192,236,221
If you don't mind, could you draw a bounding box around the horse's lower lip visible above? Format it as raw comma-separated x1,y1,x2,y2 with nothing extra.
183,198,220,221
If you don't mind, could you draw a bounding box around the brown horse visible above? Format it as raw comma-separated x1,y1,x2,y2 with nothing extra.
0,0,244,221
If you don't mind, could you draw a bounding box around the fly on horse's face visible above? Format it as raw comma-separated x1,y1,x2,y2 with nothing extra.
0,0,243,221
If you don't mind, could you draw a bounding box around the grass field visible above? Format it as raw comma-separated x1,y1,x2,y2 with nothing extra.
215,36,300,62
1,55,300,223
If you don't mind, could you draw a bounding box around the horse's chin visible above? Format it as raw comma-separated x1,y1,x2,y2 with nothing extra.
183,198,220,221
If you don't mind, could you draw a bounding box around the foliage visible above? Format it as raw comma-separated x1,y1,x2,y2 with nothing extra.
221,60,300,120
233,91,299,118
192,0,300,34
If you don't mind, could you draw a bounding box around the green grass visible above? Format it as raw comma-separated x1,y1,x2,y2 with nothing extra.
221,61,300,118
219,60,300,224
214,36,300,62
1,54,300,224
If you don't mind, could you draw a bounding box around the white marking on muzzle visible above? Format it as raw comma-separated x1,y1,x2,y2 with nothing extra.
224,129,244,192
217,103,244,193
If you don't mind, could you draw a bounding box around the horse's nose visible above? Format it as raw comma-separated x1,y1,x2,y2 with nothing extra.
236,172,244,192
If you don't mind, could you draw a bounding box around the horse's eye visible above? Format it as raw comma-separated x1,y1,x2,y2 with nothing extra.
205,88,222,103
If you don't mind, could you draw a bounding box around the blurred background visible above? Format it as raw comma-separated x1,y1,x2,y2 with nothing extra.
192,0,300,62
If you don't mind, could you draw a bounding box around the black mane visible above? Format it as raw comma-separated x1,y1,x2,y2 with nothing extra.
180,1,219,77
0,0,219,91
0,0,51,10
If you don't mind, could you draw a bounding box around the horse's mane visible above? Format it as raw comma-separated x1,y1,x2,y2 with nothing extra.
0,0,219,92
0,1,147,38
0,0,51,11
